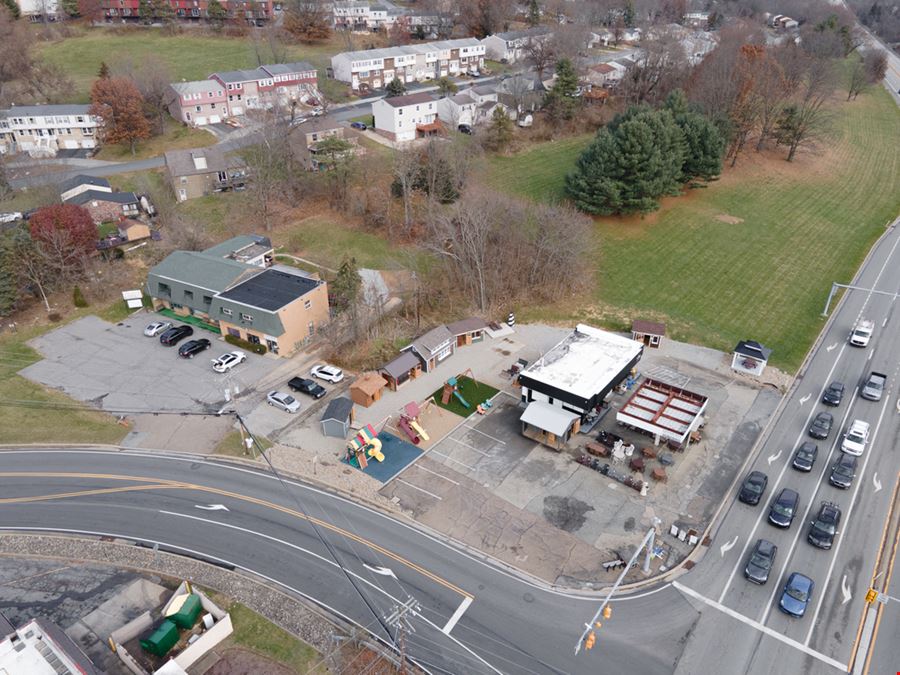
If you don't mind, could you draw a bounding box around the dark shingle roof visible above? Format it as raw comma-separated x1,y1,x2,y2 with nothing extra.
734,340,772,360
59,174,110,194
381,351,421,379
149,251,252,293
406,325,454,358
382,92,436,108
65,190,138,206
322,396,354,422
632,320,666,336
446,317,487,335
211,68,268,84
494,26,552,41
218,268,320,311
0,104,92,117
261,62,316,76
165,146,245,177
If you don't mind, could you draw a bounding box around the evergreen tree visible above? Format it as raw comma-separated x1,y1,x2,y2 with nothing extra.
436,77,458,97
0,232,18,316
386,77,407,97
1,0,21,20
138,0,153,23
544,57,580,122
663,89,690,118
207,0,226,26
331,256,362,312
623,0,634,28
61,0,79,17
487,106,514,151
527,0,540,27
150,0,173,23
72,285,88,308
98,61,110,79
674,112,723,182
0,162,11,201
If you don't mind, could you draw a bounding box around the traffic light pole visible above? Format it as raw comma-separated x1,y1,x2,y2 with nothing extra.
574,525,658,655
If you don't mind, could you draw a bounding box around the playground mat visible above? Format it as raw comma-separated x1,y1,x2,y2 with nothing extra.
353,431,422,483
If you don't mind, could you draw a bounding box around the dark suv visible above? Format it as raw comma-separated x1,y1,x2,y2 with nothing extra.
808,411,834,440
791,442,818,472
159,325,194,346
822,381,844,406
768,488,800,528
744,539,777,584
808,502,841,550
288,377,326,399
739,471,768,506
829,454,857,489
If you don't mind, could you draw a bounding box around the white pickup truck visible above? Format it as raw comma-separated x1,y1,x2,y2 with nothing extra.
849,318,874,347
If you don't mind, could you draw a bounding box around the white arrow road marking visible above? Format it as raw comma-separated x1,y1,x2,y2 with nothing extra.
720,535,739,557
194,504,229,511
873,473,883,493
841,575,852,605
768,450,782,465
362,563,397,579
826,342,838,352
799,394,811,405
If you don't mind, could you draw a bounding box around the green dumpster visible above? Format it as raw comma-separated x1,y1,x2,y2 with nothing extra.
170,593,202,629
140,619,179,657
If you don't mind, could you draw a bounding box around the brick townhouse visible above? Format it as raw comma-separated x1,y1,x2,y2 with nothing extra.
101,0,273,22
0,104,99,158
332,0,403,31
330,38,485,91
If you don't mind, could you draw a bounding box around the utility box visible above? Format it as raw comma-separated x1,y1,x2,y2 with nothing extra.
168,593,202,629
140,619,179,657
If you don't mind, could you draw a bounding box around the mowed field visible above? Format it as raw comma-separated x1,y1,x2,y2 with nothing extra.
487,88,900,370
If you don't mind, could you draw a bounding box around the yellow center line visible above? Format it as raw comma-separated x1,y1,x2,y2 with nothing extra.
0,472,473,599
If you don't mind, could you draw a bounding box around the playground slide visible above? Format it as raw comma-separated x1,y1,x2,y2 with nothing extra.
409,420,430,441
366,438,384,462
397,416,421,444
453,390,471,409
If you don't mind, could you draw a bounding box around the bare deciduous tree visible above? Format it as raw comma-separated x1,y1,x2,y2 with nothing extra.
775,57,835,162
619,26,690,105
524,36,556,80
243,114,295,231
115,55,176,135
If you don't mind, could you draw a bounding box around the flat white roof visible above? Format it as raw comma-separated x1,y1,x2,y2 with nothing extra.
520,400,580,436
0,621,79,675
521,324,642,400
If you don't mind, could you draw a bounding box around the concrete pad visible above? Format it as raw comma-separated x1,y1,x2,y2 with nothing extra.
78,578,168,639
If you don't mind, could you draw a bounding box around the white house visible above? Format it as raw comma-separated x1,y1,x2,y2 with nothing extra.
436,93,477,127
332,0,404,31
481,26,552,63
372,92,440,143
16,0,60,20
466,84,509,123
0,104,98,157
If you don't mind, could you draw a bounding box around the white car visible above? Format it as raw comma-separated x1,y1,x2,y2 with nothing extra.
212,351,247,373
311,364,344,383
267,391,301,413
841,419,870,456
144,321,172,337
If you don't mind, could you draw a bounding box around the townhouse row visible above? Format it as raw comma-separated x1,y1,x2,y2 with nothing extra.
168,62,318,127
101,0,274,22
0,105,100,158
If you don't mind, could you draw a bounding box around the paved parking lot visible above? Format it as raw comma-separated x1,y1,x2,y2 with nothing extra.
20,314,282,415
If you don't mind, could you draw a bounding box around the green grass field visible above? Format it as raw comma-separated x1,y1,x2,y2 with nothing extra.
487,89,900,370
225,602,324,673
94,121,216,161
431,376,499,417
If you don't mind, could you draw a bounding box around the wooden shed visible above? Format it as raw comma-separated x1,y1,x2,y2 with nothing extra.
631,320,666,348
445,317,488,348
350,371,386,407
381,351,422,391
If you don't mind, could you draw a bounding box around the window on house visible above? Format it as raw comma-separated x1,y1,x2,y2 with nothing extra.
85,129,94,136
158,283,171,296
221,307,233,316
76,116,84,123
184,290,194,301
240,313,253,322
247,334,260,344
196,106,202,112
202,295,212,305
227,327,240,337
180,176,187,184
304,299,312,309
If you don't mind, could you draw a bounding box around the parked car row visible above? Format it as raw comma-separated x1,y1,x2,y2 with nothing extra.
266,364,344,415
145,320,241,366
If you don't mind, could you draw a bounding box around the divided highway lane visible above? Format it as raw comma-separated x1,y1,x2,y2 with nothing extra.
675,217,900,674
0,449,700,675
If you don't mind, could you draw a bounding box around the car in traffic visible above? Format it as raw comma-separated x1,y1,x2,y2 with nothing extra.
159,325,194,346
849,318,874,347
744,539,778,585
144,321,172,337
267,391,301,413
768,488,800,528
840,419,870,456
288,376,326,399
350,121,367,130
808,411,834,439
212,351,247,373
779,572,814,618
861,371,886,401
829,453,857,489
311,364,344,383
807,501,841,550
738,471,768,506
178,338,212,358
791,442,818,472
821,381,844,406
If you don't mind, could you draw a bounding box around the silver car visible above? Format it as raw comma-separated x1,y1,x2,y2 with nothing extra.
144,321,172,337
267,391,301,413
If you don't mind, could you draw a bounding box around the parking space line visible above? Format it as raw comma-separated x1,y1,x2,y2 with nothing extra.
397,479,442,501
446,436,491,456
463,425,507,444
442,596,473,635
414,464,460,485
430,451,476,471
673,581,847,672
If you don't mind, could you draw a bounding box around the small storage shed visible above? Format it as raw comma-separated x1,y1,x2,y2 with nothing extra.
166,593,201,629
732,340,771,377
520,400,580,451
631,320,666,348
321,397,354,438
140,619,179,657
118,219,151,242
446,317,488,348
350,371,386,407
381,351,422,391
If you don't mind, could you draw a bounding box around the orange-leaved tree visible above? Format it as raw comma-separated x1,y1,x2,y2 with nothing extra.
89,76,151,156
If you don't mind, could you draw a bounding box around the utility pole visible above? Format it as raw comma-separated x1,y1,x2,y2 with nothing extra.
385,596,420,674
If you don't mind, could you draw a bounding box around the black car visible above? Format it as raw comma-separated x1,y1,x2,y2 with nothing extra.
178,338,211,358
829,453,857,489
808,501,841,550
791,442,818,472
744,538,778,584
159,325,194,346
808,411,834,440
822,381,844,406
739,471,768,506
457,124,473,135
288,376,326,399
768,488,800,528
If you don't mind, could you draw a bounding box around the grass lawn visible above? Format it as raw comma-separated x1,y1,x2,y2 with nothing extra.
93,121,216,161
36,29,349,102
225,602,324,673
349,114,374,127
214,430,273,458
430,376,499,417
487,88,900,371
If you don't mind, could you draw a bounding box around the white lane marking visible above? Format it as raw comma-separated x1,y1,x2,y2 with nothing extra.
767,449,782,465
883,317,889,327
363,563,397,579
826,342,838,352
442,596,473,635
841,575,852,605
414,464,460,485
799,394,811,405
195,503,229,511
446,436,491,456
803,392,893,645
719,535,739,557
462,425,507,444
397,479,442,500
673,581,847,672
873,473,883,492
868,351,874,361
429,451,476,471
